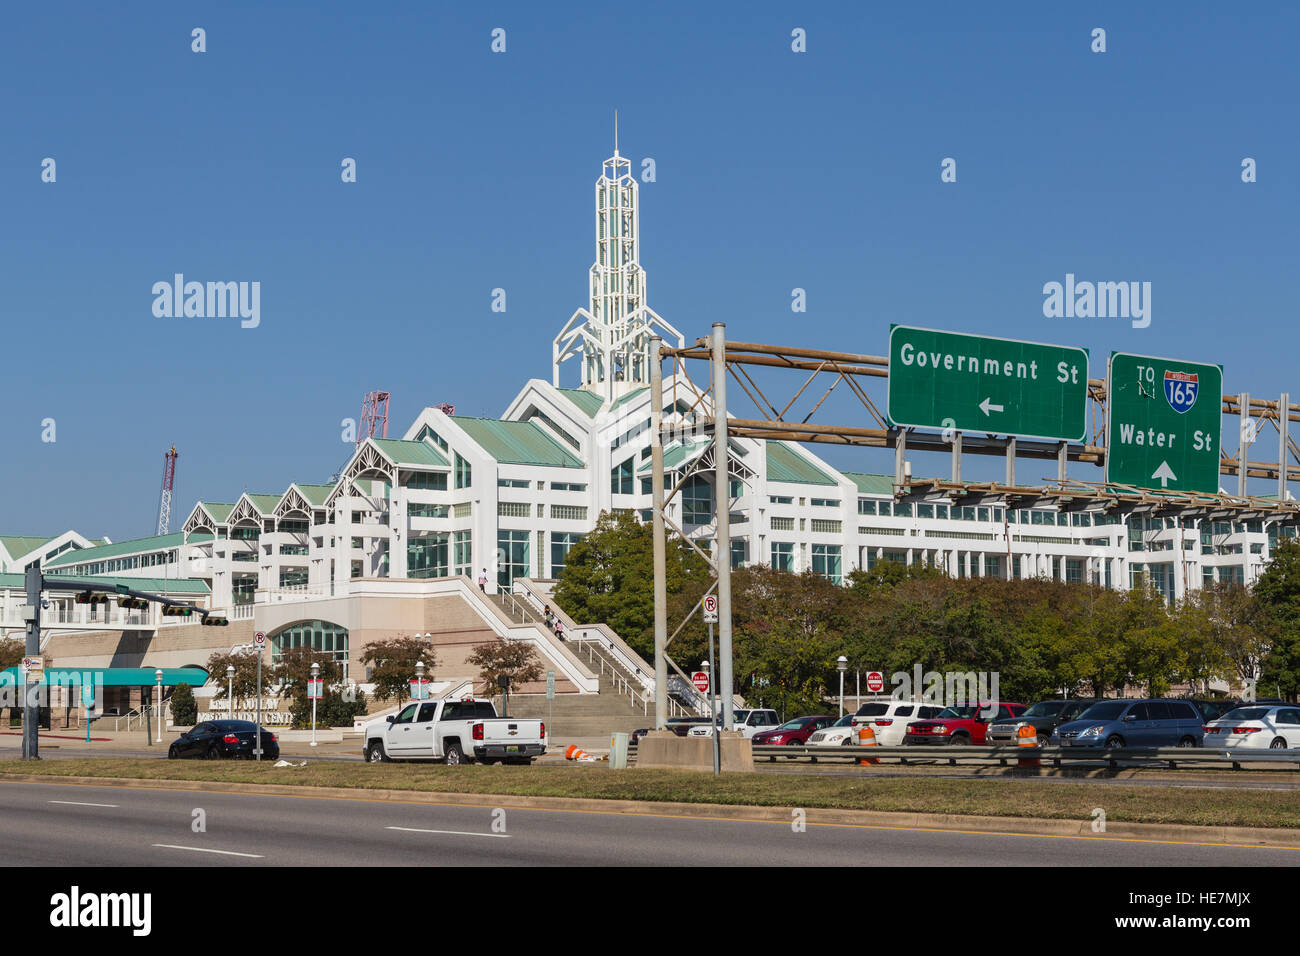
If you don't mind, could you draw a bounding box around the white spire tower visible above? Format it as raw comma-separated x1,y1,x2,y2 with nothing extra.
554,116,683,401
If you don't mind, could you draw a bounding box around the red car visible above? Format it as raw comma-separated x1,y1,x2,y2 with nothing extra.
902,703,1026,746
752,715,837,747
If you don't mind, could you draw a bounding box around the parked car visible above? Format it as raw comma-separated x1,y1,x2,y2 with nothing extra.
168,720,279,760
1053,698,1204,749
752,715,837,748
364,697,546,765
986,699,1098,747
630,728,651,746
686,708,781,738
1203,705,1300,749
903,703,1026,746
806,714,860,747
667,716,712,737
1189,699,1243,722
850,699,946,747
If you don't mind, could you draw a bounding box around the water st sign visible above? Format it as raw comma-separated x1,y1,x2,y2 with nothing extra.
1106,352,1222,494
887,325,1089,442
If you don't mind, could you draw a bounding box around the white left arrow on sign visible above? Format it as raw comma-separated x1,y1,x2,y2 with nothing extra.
979,398,1004,416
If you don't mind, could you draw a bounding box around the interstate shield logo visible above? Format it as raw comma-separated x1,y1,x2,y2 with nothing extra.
1164,370,1199,414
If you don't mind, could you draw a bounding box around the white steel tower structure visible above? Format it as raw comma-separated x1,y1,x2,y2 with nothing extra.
554,120,683,401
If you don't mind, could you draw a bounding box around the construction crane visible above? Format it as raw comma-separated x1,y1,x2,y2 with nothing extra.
330,390,391,482
156,445,178,535
357,391,390,446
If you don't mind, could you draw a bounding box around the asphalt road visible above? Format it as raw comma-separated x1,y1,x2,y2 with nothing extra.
0,780,1292,866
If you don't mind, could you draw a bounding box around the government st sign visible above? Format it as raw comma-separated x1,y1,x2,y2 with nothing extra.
887,326,1089,442
1106,352,1222,494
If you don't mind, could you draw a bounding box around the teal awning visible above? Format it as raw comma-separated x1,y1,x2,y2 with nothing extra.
0,666,209,687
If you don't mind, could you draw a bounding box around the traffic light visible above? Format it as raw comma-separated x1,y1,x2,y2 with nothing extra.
161,604,194,617
117,596,149,610
76,591,111,606
201,614,229,627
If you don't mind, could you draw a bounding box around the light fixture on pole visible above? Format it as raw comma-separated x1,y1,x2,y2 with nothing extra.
155,668,164,742
227,664,235,720
310,661,320,748
837,656,848,717
415,659,425,701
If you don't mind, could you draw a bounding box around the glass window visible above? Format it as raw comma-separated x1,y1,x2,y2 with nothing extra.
417,703,438,722
408,532,449,578
682,475,713,524
811,544,841,585
551,532,583,577
497,530,529,588
393,704,418,724
610,458,634,495
770,542,794,572
454,453,472,489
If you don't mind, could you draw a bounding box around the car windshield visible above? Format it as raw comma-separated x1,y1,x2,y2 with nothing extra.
1221,707,1271,721
1022,701,1068,718
1077,701,1129,720
832,715,855,727
936,706,981,719
776,719,809,731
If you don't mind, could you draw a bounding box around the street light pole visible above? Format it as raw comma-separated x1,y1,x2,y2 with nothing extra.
227,665,235,721
310,661,320,747
837,656,848,717
155,669,164,742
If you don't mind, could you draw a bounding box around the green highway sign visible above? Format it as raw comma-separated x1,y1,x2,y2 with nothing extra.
1106,352,1223,494
887,325,1089,442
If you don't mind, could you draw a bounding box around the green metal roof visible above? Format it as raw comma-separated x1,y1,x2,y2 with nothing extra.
843,472,895,496
0,536,54,559
197,502,235,524
455,418,585,468
0,572,210,593
765,442,837,486
556,388,605,419
295,483,335,507
245,494,281,515
0,666,209,687
370,438,451,468
45,532,212,568
610,387,649,412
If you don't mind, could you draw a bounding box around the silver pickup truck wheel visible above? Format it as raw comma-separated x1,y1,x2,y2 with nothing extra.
366,741,390,763
444,741,466,765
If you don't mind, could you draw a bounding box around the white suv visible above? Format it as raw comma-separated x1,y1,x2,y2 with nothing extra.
687,708,780,739
850,699,945,747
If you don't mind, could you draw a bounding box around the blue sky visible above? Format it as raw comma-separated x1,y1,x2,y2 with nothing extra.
3,1,1297,541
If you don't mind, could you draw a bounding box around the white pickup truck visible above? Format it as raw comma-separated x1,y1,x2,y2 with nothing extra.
363,697,546,765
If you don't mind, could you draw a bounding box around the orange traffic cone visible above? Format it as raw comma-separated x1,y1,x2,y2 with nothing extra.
1017,724,1040,767
565,745,589,760
856,724,880,766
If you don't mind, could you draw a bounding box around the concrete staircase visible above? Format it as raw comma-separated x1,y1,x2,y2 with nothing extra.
508,669,651,736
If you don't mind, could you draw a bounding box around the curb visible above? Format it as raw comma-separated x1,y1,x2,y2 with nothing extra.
0,772,1297,848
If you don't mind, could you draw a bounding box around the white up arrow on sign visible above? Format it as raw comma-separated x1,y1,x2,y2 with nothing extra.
1152,461,1178,487
979,397,1004,416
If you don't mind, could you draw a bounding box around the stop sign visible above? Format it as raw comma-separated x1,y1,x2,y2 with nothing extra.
866,671,885,694
691,671,710,693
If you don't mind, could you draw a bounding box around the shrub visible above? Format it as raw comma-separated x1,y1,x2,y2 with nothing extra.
170,682,197,725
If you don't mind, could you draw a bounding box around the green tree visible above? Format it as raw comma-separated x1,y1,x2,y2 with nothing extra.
1254,539,1300,699
467,638,544,696
553,510,711,658
169,682,197,725
361,635,436,703
205,650,270,709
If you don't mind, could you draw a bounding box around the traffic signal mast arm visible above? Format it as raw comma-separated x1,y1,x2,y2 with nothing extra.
35,574,225,623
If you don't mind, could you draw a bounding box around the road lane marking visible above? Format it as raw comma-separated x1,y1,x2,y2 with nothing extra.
385,826,508,839
49,800,119,808
152,844,263,858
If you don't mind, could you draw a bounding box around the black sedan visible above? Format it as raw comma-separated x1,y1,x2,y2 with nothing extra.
168,720,280,760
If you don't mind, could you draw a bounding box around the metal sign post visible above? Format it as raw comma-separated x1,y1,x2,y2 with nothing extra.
707,621,720,776
22,568,41,760
254,631,267,760
546,670,555,745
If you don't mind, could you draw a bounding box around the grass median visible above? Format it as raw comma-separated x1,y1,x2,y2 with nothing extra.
0,757,1297,830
